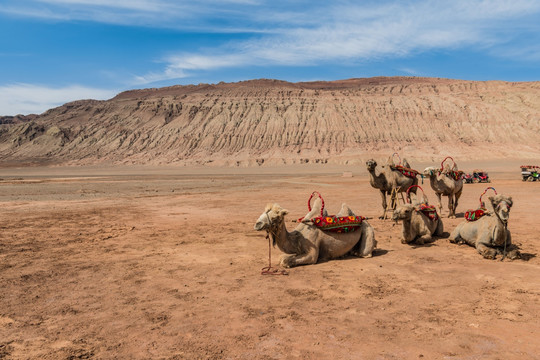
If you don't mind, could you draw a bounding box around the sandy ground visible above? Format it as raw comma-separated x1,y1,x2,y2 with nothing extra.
0,162,539,359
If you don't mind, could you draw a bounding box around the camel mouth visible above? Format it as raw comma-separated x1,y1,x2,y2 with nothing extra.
254,221,267,231
391,212,404,221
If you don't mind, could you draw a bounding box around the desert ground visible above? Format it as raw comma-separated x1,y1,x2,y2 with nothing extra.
1,160,539,359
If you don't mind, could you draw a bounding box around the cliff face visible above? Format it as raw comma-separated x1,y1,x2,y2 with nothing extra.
1,77,539,166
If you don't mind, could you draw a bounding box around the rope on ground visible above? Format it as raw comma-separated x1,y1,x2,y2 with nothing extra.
261,234,288,275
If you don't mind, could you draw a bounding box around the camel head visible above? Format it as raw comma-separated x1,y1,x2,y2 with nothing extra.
392,203,415,221
254,203,289,232
423,166,438,176
366,159,378,171
490,195,513,224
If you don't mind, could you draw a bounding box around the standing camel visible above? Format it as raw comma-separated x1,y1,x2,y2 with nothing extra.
423,164,463,218
366,157,418,219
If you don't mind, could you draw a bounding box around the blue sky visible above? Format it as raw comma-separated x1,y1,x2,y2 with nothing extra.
1,0,540,115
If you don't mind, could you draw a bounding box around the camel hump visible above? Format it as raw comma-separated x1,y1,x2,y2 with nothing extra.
301,197,324,223
402,158,411,168
336,203,356,217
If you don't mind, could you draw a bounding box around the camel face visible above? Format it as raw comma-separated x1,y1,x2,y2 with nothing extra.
366,159,377,171
423,167,437,176
392,204,414,221
254,204,287,231
491,196,512,224
254,213,269,231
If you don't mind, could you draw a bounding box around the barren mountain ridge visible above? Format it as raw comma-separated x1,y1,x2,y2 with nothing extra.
1,77,539,166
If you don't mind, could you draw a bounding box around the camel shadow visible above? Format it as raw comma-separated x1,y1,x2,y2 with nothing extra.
409,242,437,249
371,249,389,257
438,231,451,239
406,232,450,248
327,248,389,264
520,252,536,261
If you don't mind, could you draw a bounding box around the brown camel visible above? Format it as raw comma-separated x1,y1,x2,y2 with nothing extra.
366,157,418,219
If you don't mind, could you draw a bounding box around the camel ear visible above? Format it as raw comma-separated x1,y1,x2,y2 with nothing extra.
280,209,289,217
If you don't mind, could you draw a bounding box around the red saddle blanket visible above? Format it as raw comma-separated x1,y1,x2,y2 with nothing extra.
311,215,365,233
444,170,464,181
465,208,487,222
417,204,439,221
391,165,419,179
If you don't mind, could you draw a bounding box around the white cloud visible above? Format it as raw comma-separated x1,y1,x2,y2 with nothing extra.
0,84,118,116
130,0,540,84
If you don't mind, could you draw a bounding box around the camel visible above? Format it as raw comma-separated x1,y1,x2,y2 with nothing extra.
254,199,376,268
449,194,520,260
423,165,463,218
366,157,418,219
392,202,443,245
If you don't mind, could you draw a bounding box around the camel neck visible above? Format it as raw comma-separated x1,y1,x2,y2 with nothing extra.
272,219,296,254
491,212,508,246
401,219,414,242
368,168,385,187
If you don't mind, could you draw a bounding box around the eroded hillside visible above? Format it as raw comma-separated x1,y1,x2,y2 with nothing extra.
1,77,539,166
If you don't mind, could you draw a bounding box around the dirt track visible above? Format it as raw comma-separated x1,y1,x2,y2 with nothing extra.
1,164,539,359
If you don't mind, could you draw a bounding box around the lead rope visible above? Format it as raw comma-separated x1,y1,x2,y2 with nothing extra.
261,234,288,275
261,213,288,275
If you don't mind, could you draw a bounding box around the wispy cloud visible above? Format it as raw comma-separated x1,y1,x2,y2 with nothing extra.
2,0,540,115
0,84,117,115
132,0,540,83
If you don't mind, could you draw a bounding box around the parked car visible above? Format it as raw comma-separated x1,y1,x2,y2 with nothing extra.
464,173,474,184
521,165,540,181
472,170,490,183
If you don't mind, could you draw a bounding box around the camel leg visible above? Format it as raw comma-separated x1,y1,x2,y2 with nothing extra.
497,231,521,260
350,223,376,257
379,190,388,219
280,248,319,268
449,224,465,244
435,219,444,237
447,195,455,218
416,234,433,245
435,193,443,216
453,189,462,217
476,242,497,260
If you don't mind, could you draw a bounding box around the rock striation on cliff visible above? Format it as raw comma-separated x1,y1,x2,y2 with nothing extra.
1,77,539,166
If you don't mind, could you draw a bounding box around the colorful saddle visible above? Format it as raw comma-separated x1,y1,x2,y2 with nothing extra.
417,204,439,221
391,165,420,179
464,208,487,222
444,170,464,181
311,215,365,233
301,191,364,233
465,187,497,222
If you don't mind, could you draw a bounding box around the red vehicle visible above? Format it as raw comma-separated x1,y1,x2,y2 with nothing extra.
463,173,474,184
472,170,490,183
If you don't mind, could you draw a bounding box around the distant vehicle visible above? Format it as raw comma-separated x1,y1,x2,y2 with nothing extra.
521,165,540,181
472,170,490,183
464,173,474,184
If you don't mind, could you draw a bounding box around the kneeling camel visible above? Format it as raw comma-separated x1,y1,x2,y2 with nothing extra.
254,200,376,268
